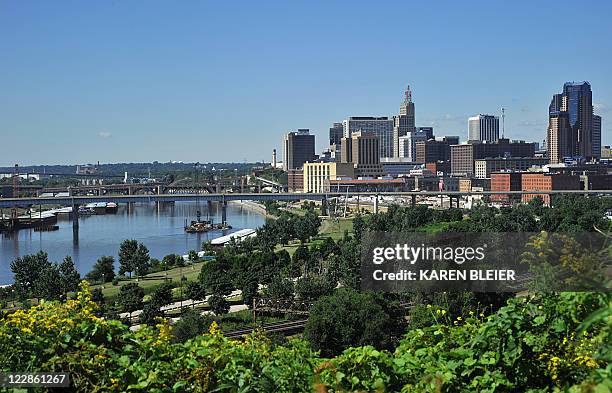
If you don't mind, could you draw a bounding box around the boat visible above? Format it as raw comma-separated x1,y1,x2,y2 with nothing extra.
106,202,118,213
78,206,95,215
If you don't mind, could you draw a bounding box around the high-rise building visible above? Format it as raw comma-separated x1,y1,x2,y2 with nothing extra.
468,115,500,142
593,114,602,160
329,122,344,147
392,86,416,157
342,117,394,159
283,129,316,171
341,131,386,177
415,136,459,163
450,139,535,177
303,162,355,193
547,82,594,163
398,127,434,161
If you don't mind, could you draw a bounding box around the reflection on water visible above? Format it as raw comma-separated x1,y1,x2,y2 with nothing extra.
0,202,265,284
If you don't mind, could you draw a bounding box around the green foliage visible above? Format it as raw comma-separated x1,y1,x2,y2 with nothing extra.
10,252,82,301
118,283,144,315
185,281,206,301
208,294,230,315
85,256,116,283
172,309,213,342
305,288,406,357
118,239,151,278
0,284,609,392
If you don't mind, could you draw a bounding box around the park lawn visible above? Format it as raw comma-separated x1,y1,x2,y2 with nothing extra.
275,217,354,256
91,261,206,301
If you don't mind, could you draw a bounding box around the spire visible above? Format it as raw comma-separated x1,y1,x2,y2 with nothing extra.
404,85,412,103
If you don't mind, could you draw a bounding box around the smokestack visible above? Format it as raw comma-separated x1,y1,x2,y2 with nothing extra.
272,149,277,168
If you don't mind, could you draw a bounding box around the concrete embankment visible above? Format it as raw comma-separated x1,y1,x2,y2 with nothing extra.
230,200,269,216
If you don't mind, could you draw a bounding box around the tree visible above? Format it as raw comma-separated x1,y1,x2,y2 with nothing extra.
185,282,206,302
118,283,144,318
291,244,309,277
118,240,151,278
188,250,199,263
304,288,403,357
208,294,230,315
139,302,163,326
150,283,174,307
10,251,52,300
58,256,81,296
265,276,294,300
86,256,115,283
172,309,213,342
32,264,63,301
162,254,180,268
295,274,335,302
199,257,234,295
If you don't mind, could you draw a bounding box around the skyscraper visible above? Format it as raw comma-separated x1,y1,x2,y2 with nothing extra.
329,122,344,147
392,86,416,157
547,82,594,162
398,128,431,161
283,129,316,171
342,117,394,158
341,131,386,177
468,115,499,142
593,114,602,160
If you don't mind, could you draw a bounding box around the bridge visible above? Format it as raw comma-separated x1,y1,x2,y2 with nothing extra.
1,190,610,234
1,189,611,209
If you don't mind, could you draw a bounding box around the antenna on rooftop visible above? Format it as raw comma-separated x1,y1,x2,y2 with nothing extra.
501,107,506,138
405,85,412,103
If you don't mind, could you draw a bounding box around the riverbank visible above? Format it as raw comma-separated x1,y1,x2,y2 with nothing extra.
230,200,269,216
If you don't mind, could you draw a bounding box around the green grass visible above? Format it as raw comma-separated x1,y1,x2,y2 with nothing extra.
274,217,354,256
92,262,206,301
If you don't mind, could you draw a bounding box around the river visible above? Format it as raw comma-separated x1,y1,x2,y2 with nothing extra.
0,201,266,284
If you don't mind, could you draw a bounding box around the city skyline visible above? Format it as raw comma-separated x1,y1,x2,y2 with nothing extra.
1,1,611,166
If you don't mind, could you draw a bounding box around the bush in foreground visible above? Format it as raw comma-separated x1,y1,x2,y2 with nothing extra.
0,282,609,392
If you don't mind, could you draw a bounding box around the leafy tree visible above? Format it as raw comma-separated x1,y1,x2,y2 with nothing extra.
118,240,151,278
85,256,115,283
188,250,199,263
291,244,309,277
304,288,402,357
162,254,181,268
33,264,63,301
150,283,174,307
118,283,144,317
139,302,163,326
199,257,234,296
172,309,213,342
58,256,81,296
185,281,206,302
295,274,335,302
265,276,294,300
10,251,52,300
208,294,230,315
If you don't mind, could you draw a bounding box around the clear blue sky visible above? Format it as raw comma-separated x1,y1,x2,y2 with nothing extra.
1,0,610,166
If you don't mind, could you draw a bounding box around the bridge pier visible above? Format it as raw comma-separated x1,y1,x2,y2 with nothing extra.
221,200,227,224
373,195,379,214
411,194,416,207
72,203,79,231
207,200,213,218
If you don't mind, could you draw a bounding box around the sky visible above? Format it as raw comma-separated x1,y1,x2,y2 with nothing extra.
1,0,611,166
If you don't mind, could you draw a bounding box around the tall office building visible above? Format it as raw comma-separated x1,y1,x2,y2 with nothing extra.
342,117,394,159
547,82,594,163
283,129,316,171
450,139,535,177
392,86,416,157
593,114,602,160
398,128,431,161
341,131,386,177
468,115,500,142
329,122,344,147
